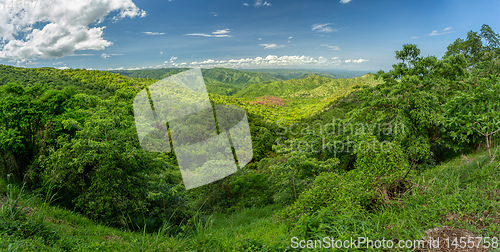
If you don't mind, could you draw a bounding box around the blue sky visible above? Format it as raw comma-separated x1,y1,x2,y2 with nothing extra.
0,0,499,71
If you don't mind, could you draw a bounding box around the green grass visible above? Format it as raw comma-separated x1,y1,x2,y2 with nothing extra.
2,148,500,251
286,149,500,251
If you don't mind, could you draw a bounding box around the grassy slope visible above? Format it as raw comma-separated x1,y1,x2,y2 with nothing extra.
2,148,500,251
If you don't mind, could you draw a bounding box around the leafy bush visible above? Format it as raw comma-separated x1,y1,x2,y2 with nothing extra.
280,135,409,227
37,105,161,227
228,171,272,209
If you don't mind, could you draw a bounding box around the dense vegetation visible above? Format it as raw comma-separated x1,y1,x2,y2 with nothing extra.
1,24,500,251
111,67,283,96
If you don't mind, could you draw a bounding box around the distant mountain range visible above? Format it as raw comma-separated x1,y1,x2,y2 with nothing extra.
109,67,284,96
242,69,370,80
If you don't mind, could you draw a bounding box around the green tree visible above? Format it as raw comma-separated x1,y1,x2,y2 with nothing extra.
445,24,500,73
0,82,73,182
444,76,500,158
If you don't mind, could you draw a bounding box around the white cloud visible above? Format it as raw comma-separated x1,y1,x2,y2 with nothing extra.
258,38,263,40
166,55,361,69
428,27,453,36
142,32,165,36
69,54,94,57
167,56,178,63
0,0,146,61
55,66,70,70
212,29,231,35
345,59,368,63
101,53,123,59
186,29,233,38
340,0,351,3
245,0,271,7
211,12,218,17
312,23,339,33
321,44,341,51
113,55,369,70
259,43,286,49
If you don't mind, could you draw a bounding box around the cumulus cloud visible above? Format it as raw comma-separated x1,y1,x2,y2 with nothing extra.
184,55,319,68
259,43,286,49
170,55,361,69
0,0,146,61
340,0,351,3
243,3,249,6
312,23,339,33
108,55,369,70
428,27,453,36
186,29,233,38
142,32,165,36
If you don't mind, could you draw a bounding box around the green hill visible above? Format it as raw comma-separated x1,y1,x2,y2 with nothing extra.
207,74,380,124
201,68,283,88
234,75,332,98
109,68,190,80
110,68,282,87
109,67,282,96
234,74,378,99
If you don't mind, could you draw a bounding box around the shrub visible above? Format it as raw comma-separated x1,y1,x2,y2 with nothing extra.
280,135,409,228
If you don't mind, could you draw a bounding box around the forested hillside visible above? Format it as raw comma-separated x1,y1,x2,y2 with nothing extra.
110,67,283,96
112,67,282,86
1,24,500,251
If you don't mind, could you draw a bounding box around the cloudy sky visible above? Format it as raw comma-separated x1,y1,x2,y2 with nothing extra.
0,0,499,71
